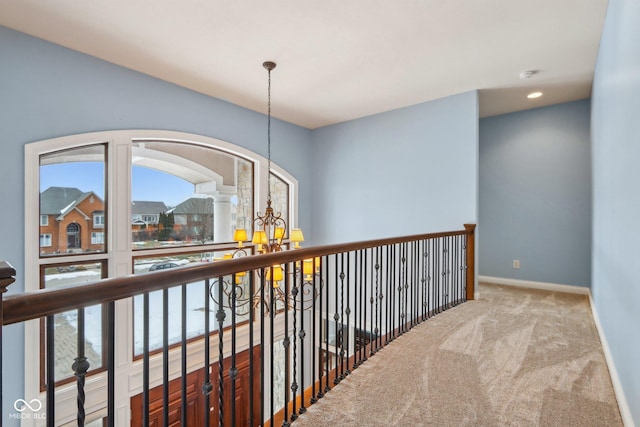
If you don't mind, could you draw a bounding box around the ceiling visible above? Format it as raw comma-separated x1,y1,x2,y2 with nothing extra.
0,0,608,129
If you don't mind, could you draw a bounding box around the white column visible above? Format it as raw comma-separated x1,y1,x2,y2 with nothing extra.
212,194,233,243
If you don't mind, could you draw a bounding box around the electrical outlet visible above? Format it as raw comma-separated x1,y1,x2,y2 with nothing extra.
513,260,520,269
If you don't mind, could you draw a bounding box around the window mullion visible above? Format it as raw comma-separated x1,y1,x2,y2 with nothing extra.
109,137,133,277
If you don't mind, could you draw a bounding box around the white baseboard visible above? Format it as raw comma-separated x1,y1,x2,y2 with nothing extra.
478,275,590,295
588,295,635,427
478,275,634,426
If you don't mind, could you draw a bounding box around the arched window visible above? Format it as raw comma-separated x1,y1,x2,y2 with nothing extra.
24,130,301,418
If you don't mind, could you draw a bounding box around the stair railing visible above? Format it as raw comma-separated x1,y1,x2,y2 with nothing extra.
1,224,475,426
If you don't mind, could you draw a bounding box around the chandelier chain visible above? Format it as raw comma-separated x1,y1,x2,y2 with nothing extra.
267,65,272,201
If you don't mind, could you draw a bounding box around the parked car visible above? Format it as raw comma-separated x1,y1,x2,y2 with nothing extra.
149,262,179,272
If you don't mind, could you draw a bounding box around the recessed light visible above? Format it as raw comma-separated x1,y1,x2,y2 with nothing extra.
527,91,543,99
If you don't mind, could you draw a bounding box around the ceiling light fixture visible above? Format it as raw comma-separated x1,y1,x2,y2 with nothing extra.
210,61,318,317
228,61,304,254
527,91,543,99
247,61,304,253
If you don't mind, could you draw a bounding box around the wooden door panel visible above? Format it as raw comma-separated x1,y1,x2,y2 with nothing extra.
132,346,261,427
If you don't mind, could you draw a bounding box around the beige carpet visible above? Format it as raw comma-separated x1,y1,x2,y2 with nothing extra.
295,283,623,427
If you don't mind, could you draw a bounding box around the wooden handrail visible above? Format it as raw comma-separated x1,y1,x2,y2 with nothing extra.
2,226,475,326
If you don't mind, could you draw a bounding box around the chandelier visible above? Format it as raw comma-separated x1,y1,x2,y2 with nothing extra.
229,61,304,254
209,61,319,316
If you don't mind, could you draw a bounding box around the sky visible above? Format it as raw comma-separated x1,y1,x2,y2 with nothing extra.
40,163,194,207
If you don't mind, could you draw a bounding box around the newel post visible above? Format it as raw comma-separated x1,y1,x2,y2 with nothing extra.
463,224,476,301
0,261,17,424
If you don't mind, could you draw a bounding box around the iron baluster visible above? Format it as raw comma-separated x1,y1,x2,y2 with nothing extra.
414,240,420,325
421,240,428,321
417,241,421,323
362,249,368,363
444,236,450,309
291,263,299,422
162,288,169,426
393,244,398,341
378,247,383,348
202,279,212,426
73,307,89,427
269,268,275,424
435,239,440,313
142,293,150,427
311,255,319,402
333,254,340,385
445,237,450,309
399,244,403,332
217,277,226,427
402,242,408,333
339,253,345,380
249,272,256,427
356,249,367,367
283,262,291,427
454,235,459,305
428,239,433,316
460,234,465,302
107,301,115,427
314,256,322,400
231,274,238,427
260,269,266,426
181,284,188,427
369,248,375,356
414,241,418,323
460,234,465,303
392,244,397,336
374,247,380,353
324,255,330,394
385,245,391,345
354,249,361,367
46,315,55,426
298,261,307,414
408,242,412,328
345,252,351,376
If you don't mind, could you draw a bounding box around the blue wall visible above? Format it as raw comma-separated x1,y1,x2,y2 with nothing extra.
591,0,640,423
310,91,478,244
0,26,314,423
479,101,592,287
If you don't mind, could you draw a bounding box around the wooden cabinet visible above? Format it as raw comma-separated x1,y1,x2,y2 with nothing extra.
131,346,260,426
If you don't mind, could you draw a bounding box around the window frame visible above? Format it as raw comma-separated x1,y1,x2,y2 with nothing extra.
40,233,52,247
93,213,105,228
91,232,105,244
24,130,301,421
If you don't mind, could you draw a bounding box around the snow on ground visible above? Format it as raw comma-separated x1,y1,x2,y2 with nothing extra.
45,270,101,281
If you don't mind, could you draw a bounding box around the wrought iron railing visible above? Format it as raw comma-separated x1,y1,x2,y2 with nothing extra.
1,224,475,426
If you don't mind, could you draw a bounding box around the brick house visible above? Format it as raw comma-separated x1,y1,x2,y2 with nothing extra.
167,196,214,243
131,200,168,242
40,187,105,254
